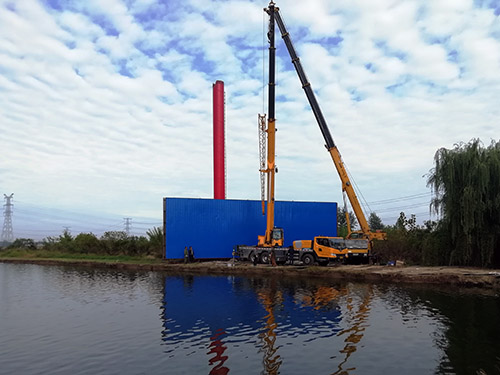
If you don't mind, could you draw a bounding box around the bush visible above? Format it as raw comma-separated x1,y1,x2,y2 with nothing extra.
5,227,164,259
7,238,37,250
372,214,446,266
100,231,128,255
73,233,102,254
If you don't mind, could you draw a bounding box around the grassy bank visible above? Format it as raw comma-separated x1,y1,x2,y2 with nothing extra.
0,249,163,264
2,251,500,290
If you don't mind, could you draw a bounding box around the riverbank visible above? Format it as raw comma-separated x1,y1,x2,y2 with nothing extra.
2,256,500,289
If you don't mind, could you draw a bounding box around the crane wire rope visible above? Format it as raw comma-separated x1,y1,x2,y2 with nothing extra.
343,162,432,218
342,159,373,217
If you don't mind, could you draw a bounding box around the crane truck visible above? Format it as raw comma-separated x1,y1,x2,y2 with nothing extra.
267,1,386,264
235,5,290,265
237,1,386,265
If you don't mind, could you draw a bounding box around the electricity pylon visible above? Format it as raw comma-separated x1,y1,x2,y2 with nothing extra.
124,217,132,236
2,193,14,242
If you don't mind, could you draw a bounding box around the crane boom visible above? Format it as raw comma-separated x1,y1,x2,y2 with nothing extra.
271,5,385,241
257,2,283,247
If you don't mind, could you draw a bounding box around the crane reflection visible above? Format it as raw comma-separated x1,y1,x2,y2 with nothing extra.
160,275,373,374
332,284,373,375
257,281,284,375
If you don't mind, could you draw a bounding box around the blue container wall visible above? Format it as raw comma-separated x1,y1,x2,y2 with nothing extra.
164,198,337,259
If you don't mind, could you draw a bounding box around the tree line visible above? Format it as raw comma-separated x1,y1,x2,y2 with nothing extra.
368,139,500,268
2,227,164,258
3,139,499,268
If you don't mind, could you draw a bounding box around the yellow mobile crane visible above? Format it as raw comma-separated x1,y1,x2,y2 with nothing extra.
235,5,289,265
237,1,385,265
266,1,386,265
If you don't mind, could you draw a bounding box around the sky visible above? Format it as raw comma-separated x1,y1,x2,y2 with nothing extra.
1,0,499,240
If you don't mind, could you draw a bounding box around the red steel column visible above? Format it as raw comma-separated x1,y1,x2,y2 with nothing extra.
213,80,226,199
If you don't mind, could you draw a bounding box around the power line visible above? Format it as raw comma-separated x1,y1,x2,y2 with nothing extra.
367,192,432,206
373,201,431,214
13,206,125,226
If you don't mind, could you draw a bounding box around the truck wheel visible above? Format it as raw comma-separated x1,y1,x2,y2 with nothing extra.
260,252,270,264
302,253,315,266
249,252,257,263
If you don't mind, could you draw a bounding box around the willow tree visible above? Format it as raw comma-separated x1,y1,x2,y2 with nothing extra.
427,139,500,267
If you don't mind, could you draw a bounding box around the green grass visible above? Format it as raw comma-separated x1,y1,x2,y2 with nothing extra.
0,249,163,264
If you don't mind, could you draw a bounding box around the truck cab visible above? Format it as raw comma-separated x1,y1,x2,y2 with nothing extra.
293,236,369,265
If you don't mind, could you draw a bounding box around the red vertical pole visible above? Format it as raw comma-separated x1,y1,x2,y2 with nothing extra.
213,80,226,199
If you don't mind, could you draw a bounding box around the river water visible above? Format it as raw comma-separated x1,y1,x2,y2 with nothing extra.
0,263,499,375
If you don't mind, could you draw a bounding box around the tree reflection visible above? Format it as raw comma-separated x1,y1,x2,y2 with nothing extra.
376,285,500,374
416,288,500,375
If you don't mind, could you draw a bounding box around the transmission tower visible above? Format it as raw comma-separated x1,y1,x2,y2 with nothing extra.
124,217,132,236
2,193,14,242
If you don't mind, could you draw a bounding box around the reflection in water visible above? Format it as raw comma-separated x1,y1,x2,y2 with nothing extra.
159,276,500,374
299,286,343,310
160,276,360,374
257,283,284,375
333,285,373,375
382,286,500,375
208,328,229,375
2,263,499,375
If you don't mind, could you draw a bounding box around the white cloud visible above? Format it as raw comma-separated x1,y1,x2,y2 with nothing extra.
422,0,474,36
410,43,459,81
57,11,105,39
1,0,499,236
279,0,343,37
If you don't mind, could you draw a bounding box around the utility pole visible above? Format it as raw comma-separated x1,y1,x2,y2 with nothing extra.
2,193,14,242
124,218,132,236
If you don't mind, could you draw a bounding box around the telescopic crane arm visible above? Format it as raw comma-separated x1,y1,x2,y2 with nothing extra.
270,4,385,241
258,2,281,247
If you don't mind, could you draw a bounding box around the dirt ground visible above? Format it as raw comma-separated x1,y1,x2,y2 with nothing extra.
2,258,500,290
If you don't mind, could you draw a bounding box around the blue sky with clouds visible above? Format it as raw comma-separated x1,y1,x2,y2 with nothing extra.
1,0,499,239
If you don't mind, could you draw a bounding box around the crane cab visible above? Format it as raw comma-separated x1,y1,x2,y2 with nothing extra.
258,227,284,247
271,227,284,244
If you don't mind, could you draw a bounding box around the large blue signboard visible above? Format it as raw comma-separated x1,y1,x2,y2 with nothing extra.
164,198,337,259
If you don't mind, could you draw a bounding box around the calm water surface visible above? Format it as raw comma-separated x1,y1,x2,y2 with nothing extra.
0,263,499,374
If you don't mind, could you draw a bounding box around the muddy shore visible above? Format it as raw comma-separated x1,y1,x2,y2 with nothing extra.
2,257,500,290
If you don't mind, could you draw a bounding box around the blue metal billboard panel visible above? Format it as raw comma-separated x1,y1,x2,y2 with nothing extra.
164,198,337,259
